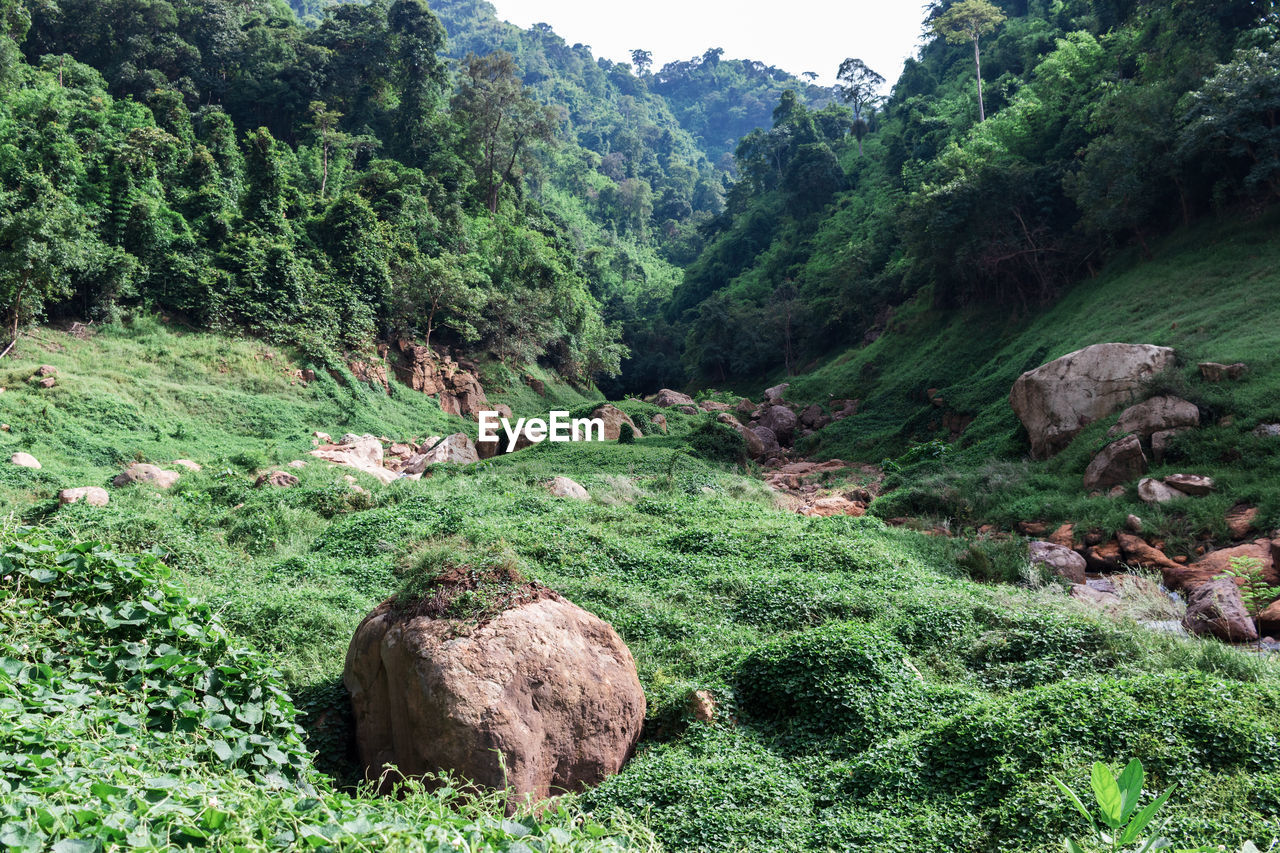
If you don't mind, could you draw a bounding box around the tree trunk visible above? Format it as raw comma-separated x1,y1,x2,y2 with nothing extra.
973,37,986,122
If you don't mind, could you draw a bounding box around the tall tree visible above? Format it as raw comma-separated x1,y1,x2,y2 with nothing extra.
630,49,652,76
388,0,448,164
451,51,557,214
836,58,885,155
931,0,1006,122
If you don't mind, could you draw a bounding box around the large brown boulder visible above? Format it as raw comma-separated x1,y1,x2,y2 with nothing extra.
1083,435,1147,490
59,486,109,506
716,413,765,459
344,589,645,805
653,389,695,408
10,452,41,469
1107,396,1199,440
311,435,398,485
112,462,180,489
1182,578,1257,642
591,405,642,440
1029,541,1087,584
1163,540,1276,592
757,405,798,445
1010,343,1176,458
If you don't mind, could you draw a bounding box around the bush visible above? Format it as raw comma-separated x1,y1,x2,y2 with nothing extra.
618,422,637,444
686,419,747,464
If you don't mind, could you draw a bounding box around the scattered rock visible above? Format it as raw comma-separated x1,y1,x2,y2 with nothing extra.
1107,395,1200,440
1084,541,1124,572
1226,506,1259,540
1071,583,1121,610
1137,477,1187,504
10,452,41,469
717,413,765,459
1116,533,1181,571
1009,343,1176,459
1016,521,1048,537
37,376,56,388
1083,435,1147,490
172,459,202,472
1182,578,1258,642
344,591,645,803
255,471,300,488
687,689,716,723
348,359,390,395
547,476,590,501
752,426,781,456
1029,540,1087,584
651,413,668,434
1163,473,1213,496
801,496,867,518
1199,362,1247,382
1047,523,1076,547
1107,485,1127,499
524,374,546,396
1151,427,1192,464
112,463,180,489
698,400,733,412
799,404,827,429
59,486,109,506
763,383,790,404
757,405,798,445
314,431,333,444
288,460,308,469
1165,541,1275,591
311,435,398,485
1126,514,1143,533
403,434,479,474
591,405,642,441
653,389,695,408
1253,424,1280,439
395,341,490,419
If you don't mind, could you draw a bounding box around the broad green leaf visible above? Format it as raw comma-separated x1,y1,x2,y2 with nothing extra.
51,840,97,853
1063,839,1086,853
1052,775,1097,835
1118,758,1144,820
1121,786,1175,846
1091,762,1124,828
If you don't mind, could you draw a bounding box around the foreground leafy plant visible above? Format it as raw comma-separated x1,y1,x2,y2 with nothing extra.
1052,759,1174,852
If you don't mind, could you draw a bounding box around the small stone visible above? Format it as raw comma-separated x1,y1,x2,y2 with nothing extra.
1029,540,1087,584
59,487,109,506
34,365,57,377
688,689,716,723
38,377,56,389
1126,514,1143,533
547,476,590,500
10,452,40,469
255,471,299,488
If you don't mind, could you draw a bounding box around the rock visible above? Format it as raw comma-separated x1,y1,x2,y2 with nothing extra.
1165,541,1275,592
1137,477,1187,504
172,459,202,472
653,389,695,408
311,435,398,485
1151,428,1192,464
1226,506,1259,539
288,460,308,469
1047,523,1076,547
651,413,668,434
1009,343,1176,459
802,496,867,518
1071,583,1122,610
763,383,790,404
716,413,765,459
831,399,859,421
349,360,390,395
476,435,502,460
1016,521,1048,537
1107,396,1200,440
1182,578,1258,642
675,405,698,415
395,341,490,419
1107,485,1127,499
1253,424,1280,439
1029,541,1087,584
59,486,109,506
687,690,716,723
38,377,56,389
736,398,757,416
591,405,642,441
112,462,180,489
314,431,333,444
698,400,733,412
1126,514,1143,533
799,404,828,429
524,374,546,396
1163,473,1213,496
1084,541,1123,572
34,365,57,377
757,405,798,445
344,591,645,803
547,476,590,501
10,452,41,469
255,471,300,488
403,434,479,474
1083,435,1148,490
1116,533,1181,571
752,426,781,456
1199,362,1247,382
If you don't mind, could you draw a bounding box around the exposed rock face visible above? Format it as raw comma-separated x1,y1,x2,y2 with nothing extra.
403,434,479,474
1083,435,1147,490
1199,362,1247,382
395,341,490,419
699,400,733,412
1226,506,1259,539
1009,343,1176,458
1254,424,1280,439
1164,541,1275,592
1116,533,1181,572
653,389,695,408
716,413,765,459
1164,473,1213,496
591,405,642,441
311,435,398,485
1029,541,1087,584
763,383,789,404
547,477,590,500
345,594,645,804
1182,578,1258,642
757,405,798,445
349,360,390,394
112,463,180,489
1138,477,1186,504
255,471,300,488
10,452,41,469
59,486,109,506
1107,396,1199,440
800,496,867,518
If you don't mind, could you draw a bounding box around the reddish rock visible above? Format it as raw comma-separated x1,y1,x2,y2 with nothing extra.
1047,524,1076,548
1182,578,1258,642
38,377,56,389
547,476,590,501
688,690,716,723
654,389,695,408
591,405,642,441
652,413,668,434
1164,541,1276,592
349,360,390,394
255,471,300,488
1084,541,1124,572
717,413,765,459
802,496,867,518
35,365,57,377
59,486,109,506
344,592,645,804
1199,362,1247,382
1116,533,1181,571
395,341,490,419
112,462,180,489
1016,521,1048,537
1226,506,1260,539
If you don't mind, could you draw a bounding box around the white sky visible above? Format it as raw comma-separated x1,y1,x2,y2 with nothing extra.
486,1,927,88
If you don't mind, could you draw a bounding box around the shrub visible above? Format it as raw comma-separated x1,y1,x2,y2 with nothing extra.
618,422,637,444
686,419,747,464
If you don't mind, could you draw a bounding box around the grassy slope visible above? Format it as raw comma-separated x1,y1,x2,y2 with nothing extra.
4,317,1280,850
781,211,1280,547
